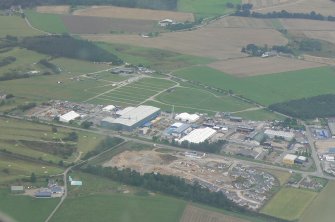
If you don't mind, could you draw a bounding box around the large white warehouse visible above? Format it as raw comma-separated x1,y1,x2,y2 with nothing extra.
264,129,294,141
175,112,200,123
59,111,80,123
177,127,216,144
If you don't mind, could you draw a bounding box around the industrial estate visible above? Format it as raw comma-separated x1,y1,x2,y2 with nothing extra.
1,0,335,222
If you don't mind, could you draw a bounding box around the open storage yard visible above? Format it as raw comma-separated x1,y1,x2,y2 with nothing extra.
72,6,194,22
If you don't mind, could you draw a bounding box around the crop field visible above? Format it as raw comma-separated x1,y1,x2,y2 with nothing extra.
301,181,335,222
174,66,335,105
25,10,68,34
242,0,292,9
82,20,287,60
0,117,105,164
36,5,70,14
181,205,249,222
215,16,279,29
156,87,254,112
254,0,335,16
280,19,335,31
98,42,214,71
0,189,59,222
91,77,176,106
0,15,40,37
208,56,324,77
62,15,157,34
302,30,335,45
178,0,240,18
261,187,317,221
72,6,194,22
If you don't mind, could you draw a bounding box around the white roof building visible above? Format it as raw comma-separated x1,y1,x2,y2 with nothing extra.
59,111,80,123
102,105,116,112
116,107,135,116
264,129,294,141
175,112,200,123
177,127,216,144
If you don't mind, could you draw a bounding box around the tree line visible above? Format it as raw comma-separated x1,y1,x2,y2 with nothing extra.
82,164,290,222
269,94,335,119
0,56,16,67
234,9,335,21
82,136,124,160
0,0,177,10
20,35,123,64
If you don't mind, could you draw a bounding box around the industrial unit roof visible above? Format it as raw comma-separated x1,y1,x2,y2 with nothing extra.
178,127,216,144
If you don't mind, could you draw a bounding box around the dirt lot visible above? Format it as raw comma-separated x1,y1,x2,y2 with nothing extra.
36,5,70,14
180,205,249,222
253,0,335,16
72,6,194,22
315,140,335,153
62,15,156,34
82,20,287,60
208,56,324,77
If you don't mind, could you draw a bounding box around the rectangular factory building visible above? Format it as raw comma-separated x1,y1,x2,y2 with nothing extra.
264,129,294,141
101,105,160,131
59,111,80,123
177,127,216,144
283,154,297,165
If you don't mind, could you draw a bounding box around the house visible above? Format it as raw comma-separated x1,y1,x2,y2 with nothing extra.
158,19,174,27
10,185,24,193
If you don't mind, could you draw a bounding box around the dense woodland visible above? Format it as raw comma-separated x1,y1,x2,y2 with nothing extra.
21,35,123,64
269,94,335,119
0,0,178,10
83,165,289,222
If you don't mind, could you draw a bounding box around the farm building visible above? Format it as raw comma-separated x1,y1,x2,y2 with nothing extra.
102,105,116,112
283,154,298,165
10,186,24,193
71,181,83,186
264,129,294,141
295,156,307,164
230,116,242,122
35,191,52,198
111,67,135,74
175,112,200,123
101,105,160,131
59,111,80,123
177,127,216,144
158,19,175,27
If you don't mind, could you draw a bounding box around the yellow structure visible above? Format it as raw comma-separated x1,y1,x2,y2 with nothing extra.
283,154,297,165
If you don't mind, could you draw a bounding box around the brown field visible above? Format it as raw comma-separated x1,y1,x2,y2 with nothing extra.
315,140,335,153
243,0,294,9
209,56,324,77
36,5,70,14
82,18,287,60
280,19,335,31
210,16,276,29
72,6,194,22
62,15,156,34
302,31,335,44
180,205,250,222
253,0,335,16
302,55,335,66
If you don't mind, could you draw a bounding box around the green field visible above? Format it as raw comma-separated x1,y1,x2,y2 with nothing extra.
174,66,335,106
156,87,253,112
98,42,214,72
178,0,240,18
236,109,285,121
51,172,186,222
261,187,317,221
0,15,40,37
0,189,59,222
25,10,68,34
301,181,335,222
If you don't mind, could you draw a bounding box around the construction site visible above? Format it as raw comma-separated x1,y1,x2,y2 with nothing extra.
104,148,279,210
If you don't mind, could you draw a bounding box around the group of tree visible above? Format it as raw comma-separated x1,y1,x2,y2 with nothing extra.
82,136,124,160
274,118,305,131
38,59,61,74
234,9,335,21
20,35,123,64
0,56,16,67
269,94,335,119
0,0,177,10
241,44,293,56
298,39,322,52
82,165,290,222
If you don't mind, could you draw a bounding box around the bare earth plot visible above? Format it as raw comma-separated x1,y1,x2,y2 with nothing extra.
62,15,156,34
254,0,335,16
72,6,194,22
36,5,70,14
82,20,287,60
180,205,249,222
208,56,324,77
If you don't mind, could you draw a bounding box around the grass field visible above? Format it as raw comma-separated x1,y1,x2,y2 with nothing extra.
0,189,59,222
98,42,214,72
25,10,68,34
156,87,253,112
174,66,335,106
300,181,335,222
236,109,285,121
0,15,39,37
261,187,317,221
51,172,186,222
178,0,240,18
